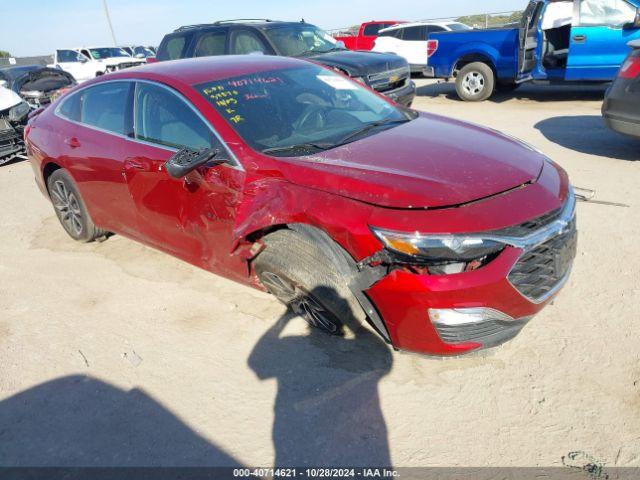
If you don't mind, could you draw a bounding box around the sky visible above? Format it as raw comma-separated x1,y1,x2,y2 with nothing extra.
0,0,529,57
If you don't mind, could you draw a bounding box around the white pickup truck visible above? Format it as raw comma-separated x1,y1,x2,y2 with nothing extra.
50,47,145,83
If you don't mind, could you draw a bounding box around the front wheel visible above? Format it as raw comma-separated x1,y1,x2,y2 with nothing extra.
254,229,367,336
455,62,495,102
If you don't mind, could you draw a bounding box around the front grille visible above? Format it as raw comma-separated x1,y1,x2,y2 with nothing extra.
368,66,409,93
508,216,577,302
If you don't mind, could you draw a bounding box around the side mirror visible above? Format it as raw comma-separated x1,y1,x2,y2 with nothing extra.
0,80,8,89
165,147,225,178
79,56,88,63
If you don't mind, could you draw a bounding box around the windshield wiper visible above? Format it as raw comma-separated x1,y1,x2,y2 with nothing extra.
262,142,334,156
335,118,411,146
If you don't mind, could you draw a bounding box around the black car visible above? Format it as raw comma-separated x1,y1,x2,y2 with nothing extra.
156,19,416,107
603,40,640,138
0,65,76,108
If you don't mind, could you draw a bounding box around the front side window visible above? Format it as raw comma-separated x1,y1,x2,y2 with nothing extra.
264,24,340,56
579,0,636,25
230,30,269,55
57,49,82,63
363,24,385,36
77,82,131,135
196,65,413,157
135,82,213,150
88,47,130,59
195,32,227,57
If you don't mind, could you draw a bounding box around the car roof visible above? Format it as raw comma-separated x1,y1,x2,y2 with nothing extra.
380,20,462,31
174,20,311,32
100,55,312,86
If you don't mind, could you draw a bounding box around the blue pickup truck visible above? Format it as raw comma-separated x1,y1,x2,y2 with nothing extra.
428,0,640,101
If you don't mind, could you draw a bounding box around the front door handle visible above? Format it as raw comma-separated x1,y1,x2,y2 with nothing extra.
573,34,587,43
65,137,81,148
124,157,152,172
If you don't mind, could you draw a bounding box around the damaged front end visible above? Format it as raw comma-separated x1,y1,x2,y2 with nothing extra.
15,68,76,108
0,98,29,166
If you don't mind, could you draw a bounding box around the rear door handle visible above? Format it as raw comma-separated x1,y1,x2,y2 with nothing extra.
573,34,587,43
65,137,81,148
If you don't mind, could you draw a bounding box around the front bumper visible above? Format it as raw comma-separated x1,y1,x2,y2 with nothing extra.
364,191,577,356
0,120,25,162
381,80,416,107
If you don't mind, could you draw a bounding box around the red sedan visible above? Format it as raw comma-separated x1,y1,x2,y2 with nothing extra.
25,55,577,356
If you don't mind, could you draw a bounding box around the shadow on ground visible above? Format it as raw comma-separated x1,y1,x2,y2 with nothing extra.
535,115,639,161
417,82,608,103
248,286,393,467
0,375,242,467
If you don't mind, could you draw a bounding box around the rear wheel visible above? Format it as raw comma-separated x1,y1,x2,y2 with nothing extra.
47,169,106,242
455,62,495,102
253,229,367,336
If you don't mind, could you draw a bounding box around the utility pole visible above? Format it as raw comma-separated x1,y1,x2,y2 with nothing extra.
102,0,118,46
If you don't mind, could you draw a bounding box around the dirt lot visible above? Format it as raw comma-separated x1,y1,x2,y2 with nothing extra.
1,80,639,469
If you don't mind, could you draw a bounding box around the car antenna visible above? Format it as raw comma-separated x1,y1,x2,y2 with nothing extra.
301,18,305,23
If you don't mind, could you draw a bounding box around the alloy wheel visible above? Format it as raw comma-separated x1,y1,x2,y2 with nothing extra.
261,271,339,334
50,180,83,236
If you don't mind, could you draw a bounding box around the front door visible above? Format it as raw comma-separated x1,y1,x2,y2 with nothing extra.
124,81,244,269
519,0,546,76
566,0,640,80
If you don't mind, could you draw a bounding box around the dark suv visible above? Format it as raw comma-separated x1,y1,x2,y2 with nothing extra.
156,19,416,107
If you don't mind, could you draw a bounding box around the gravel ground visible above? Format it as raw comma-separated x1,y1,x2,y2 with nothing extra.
0,79,638,469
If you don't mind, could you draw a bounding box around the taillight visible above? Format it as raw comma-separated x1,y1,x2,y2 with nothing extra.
147,57,158,64
427,40,439,58
619,52,640,79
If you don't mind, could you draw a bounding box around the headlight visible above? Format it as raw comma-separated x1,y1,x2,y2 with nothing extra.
8,101,30,122
371,227,505,274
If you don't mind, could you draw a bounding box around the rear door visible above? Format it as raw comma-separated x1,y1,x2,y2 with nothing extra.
519,0,546,76
566,0,640,80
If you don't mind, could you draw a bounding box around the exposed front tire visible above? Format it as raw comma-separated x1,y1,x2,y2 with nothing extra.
47,169,106,242
253,229,367,336
455,62,495,102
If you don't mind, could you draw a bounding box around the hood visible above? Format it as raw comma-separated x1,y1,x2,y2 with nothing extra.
15,68,75,95
0,86,23,111
278,113,546,209
309,50,407,76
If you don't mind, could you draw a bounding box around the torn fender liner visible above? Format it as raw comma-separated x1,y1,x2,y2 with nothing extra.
289,224,391,342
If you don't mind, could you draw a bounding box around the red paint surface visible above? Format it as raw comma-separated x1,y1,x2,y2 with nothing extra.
333,21,406,51
26,56,571,355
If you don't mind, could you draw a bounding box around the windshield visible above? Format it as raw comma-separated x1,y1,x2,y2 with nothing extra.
265,24,344,57
88,48,130,59
196,65,413,157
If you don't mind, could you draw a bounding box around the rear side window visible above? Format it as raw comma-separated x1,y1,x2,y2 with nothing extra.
402,26,426,41
194,32,226,57
379,28,401,38
58,92,81,121
78,82,132,135
579,0,637,25
134,82,213,150
427,26,446,34
230,30,269,54
162,35,187,60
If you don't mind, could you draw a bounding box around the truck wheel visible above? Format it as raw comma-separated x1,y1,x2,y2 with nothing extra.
253,229,367,336
47,169,107,242
455,62,495,102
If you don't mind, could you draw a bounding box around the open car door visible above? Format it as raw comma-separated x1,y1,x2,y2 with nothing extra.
519,0,546,78
566,0,640,81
